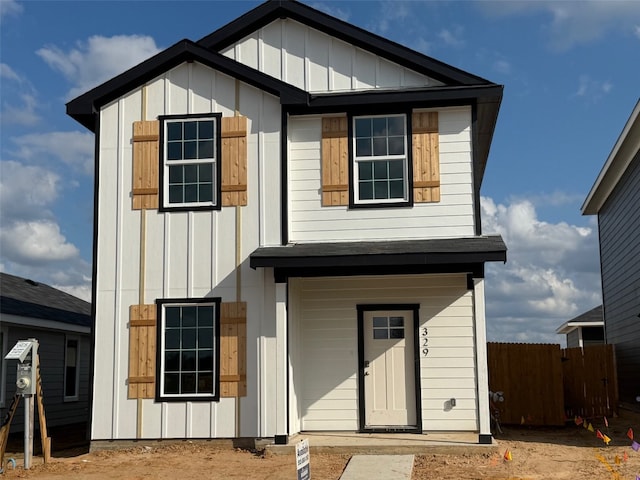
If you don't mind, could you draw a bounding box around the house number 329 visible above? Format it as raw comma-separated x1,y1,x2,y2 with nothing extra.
421,327,429,357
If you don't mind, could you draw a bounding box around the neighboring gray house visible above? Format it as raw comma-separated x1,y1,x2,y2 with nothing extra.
556,305,604,348
582,99,640,406
0,272,91,432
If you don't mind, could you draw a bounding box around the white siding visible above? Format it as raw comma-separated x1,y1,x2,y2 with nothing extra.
221,19,443,93
288,107,476,242
291,275,478,432
94,61,282,440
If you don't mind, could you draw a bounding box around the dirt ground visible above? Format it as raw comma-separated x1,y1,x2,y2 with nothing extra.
2,409,639,479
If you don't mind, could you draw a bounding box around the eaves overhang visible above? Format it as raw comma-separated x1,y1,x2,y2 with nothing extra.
250,236,507,278
582,99,640,215
66,39,308,132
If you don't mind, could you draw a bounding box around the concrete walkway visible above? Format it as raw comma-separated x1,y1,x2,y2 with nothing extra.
339,455,414,480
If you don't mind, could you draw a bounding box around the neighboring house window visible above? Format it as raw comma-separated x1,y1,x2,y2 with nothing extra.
160,113,222,211
64,336,80,401
352,114,409,205
157,298,220,401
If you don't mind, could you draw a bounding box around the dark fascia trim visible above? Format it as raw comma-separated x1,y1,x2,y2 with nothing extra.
198,0,493,87
158,113,223,213
67,39,307,132
272,263,486,283
155,297,222,403
357,303,422,433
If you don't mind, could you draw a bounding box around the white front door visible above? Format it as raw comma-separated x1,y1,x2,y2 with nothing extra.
363,311,416,428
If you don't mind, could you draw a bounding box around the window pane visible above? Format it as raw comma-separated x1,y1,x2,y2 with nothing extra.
166,307,180,327
373,161,388,179
65,366,77,396
388,160,404,179
199,184,213,202
199,121,214,139
372,117,387,136
167,142,182,161
165,329,180,349
373,317,388,328
198,328,213,348
374,180,388,199
388,116,404,135
388,136,404,155
198,350,214,371
184,121,197,140
198,306,214,325
372,137,387,156
164,373,179,394
184,184,198,203
169,185,183,204
184,164,198,183
165,351,180,371
167,123,182,141
199,140,213,159
198,373,213,394
181,373,197,394
373,329,388,340
389,180,404,198
181,351,196,371
359,182,373,200
184,141,197,160
358,162,372,181
390,328,405,339
355,118,371,137
182,307,197,327
356,138,371,157
199,164,213,183
389,317,404,327
168,165,183,184
182,328,196,349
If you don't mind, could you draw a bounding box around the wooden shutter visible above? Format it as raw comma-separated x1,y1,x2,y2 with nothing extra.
412,112,440,203
321,116,349,206
128,304,156,399
220,302,247,397
221,116,248,207
132,121,160,210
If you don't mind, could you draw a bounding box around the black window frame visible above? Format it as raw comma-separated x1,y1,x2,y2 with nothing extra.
63,335,80,402
155,297,221,402
348,111,414,209
159,112,222,212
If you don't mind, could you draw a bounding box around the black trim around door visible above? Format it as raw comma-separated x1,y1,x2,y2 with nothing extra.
357,304,422,433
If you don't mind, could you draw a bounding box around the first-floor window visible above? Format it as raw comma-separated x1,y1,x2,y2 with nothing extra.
353,114,409,204
64,336,80,401
157,298,220,401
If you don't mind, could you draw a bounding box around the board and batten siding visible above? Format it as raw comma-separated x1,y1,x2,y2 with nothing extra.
220,19,443,93
287,107,475,242
599,149,640,404
94,61,282,440
289,275,479,432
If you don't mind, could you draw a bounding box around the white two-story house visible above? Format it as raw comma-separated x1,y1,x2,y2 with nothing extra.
67,0,506,448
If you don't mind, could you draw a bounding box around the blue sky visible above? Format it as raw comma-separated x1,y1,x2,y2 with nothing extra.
1,0,639,343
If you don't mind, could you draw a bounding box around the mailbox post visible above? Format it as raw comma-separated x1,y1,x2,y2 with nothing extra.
4,339,39,469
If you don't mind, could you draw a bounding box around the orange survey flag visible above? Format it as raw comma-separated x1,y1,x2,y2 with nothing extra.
588,423,594,432
603,434,611,445
596,429,604,440
628,427,634,440
503,449,512,461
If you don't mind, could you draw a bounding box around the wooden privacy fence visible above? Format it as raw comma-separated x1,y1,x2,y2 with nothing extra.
487,343,618,426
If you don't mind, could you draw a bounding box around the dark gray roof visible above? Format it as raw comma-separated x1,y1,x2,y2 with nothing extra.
0,272,91,328
250,235,507,269
568,305,603,324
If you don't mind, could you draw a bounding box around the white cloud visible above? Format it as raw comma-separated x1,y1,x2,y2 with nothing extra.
10,131,94,175
0,160,59,221
309,2,350,22
1,92,41,126
37,34,161,99
0,220,79,264
0,63,20,81
573,74,613,101
493,60,511,75
482,196,601,344
53,283,92,303
635,25,640,39
437,26,465,48
477,1,640,50
0,0,23,21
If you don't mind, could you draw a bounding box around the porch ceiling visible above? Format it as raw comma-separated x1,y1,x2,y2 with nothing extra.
250,235,506,280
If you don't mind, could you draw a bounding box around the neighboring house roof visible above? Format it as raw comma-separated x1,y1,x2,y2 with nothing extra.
0,272,91,328
582,99,640,215
556,305,603,334
66,0,502,187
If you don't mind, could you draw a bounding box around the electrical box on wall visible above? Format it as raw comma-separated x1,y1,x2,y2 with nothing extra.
4,339,39,396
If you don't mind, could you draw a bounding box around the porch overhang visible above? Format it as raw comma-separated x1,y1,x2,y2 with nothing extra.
250,235,506,282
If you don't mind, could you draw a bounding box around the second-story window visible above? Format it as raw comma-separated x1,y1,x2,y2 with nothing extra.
160,113,222,211
353,114,409,205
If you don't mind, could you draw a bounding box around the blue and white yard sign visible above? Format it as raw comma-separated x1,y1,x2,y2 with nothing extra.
296,438,310,480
